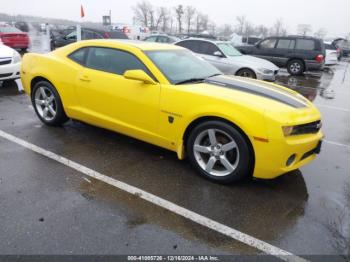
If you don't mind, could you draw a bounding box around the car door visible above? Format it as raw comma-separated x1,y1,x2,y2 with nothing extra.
74,46,161,137
274,38,296,67
196,41,233,74
254,38,278,63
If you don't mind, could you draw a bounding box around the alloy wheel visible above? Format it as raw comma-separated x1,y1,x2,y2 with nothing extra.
193,128,240,177
34,86,57,121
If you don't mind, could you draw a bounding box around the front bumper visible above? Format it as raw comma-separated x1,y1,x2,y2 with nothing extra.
257,70,279,82
252,131,323,179
0,62,21,81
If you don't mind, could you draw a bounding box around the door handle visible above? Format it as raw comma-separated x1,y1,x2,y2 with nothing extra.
79,75,90,82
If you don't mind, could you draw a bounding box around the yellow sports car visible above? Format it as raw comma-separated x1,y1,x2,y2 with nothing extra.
21,40,323,183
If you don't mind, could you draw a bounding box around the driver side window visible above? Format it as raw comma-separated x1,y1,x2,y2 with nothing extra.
85,47,155,80
198,42,221,56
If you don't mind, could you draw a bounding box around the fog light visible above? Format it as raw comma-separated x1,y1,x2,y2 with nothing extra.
286,154,296,166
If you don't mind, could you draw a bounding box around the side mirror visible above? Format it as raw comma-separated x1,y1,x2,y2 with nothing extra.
213,51,224,58
123,70,157,85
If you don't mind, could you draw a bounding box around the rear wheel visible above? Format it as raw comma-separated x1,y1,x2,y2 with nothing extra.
186,121,253,184
31,81,69,126
236,68,257,79
287,59,304,75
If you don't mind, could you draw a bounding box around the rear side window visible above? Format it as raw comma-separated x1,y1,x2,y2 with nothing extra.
157,36,170,43
85,47,152,77
276,39,295,49
68,48,87,65
259,38,277,49
296,39,315,50
176,41,200,53
145,36,157,42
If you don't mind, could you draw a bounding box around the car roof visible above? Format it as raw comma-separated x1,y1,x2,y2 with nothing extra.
76,39,183,51
177,38,228,44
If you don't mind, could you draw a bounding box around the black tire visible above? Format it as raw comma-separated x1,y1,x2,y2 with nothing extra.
31,81,69,126
236,68,257,79
1,80,14,88
50,42,55,51
186,121,253,184
21,48,28,53
287,59,304,76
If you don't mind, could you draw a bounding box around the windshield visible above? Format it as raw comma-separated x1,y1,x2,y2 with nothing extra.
217,43,242,57
0,26,22,33
145,49,221,84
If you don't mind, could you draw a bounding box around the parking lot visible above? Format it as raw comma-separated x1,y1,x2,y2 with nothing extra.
0,37,350,260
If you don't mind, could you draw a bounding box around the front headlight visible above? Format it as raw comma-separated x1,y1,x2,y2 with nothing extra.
12,51,21,64
258,68,273,74
282,126,295,136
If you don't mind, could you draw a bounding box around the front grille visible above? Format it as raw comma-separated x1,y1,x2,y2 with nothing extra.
0,59,12,65
0,73,13,78
292,120,322,135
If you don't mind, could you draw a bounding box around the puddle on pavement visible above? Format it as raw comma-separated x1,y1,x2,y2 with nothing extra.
76,167,308,255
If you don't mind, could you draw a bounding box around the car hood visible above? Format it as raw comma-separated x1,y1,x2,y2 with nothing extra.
227,55,279,71
0,45,15,58
188,75,320,124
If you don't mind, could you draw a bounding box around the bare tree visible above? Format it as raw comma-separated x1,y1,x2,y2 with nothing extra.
149,8,155,30
160,7,170,33
132,1,153,27
199,14,209,32
256,25,269,38
175,5,184,34
235,15,246,35
314,28,327,39
244,22,255,38
184,6,196,34
297,24,312,36
154,7,167,31
272,18,284,36
218,24,234,38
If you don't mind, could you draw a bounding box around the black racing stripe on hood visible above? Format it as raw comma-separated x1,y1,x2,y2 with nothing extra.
205,76,306,108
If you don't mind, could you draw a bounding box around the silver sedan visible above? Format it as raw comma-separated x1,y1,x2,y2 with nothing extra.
175,39,279,81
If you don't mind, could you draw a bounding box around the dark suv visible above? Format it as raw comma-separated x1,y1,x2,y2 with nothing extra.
237,36,325,75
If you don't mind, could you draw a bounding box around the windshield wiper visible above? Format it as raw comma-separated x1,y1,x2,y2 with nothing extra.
175,74,222,85
206,73,222,78
175,78,206,85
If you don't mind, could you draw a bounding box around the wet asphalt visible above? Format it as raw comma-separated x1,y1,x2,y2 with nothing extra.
0,51,350,256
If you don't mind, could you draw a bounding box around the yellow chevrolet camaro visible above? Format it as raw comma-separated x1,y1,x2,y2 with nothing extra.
21,40,323,183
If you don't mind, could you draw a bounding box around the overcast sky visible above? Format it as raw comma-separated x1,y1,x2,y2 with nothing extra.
1,0,349,37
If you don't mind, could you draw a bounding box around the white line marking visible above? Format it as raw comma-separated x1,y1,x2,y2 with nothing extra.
324,140,350,149
315,104,350,112
0,129,306,262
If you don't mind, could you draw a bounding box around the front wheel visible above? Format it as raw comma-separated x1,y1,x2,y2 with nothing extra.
186,121,253,184
31,81,69,126
236,68,257,79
